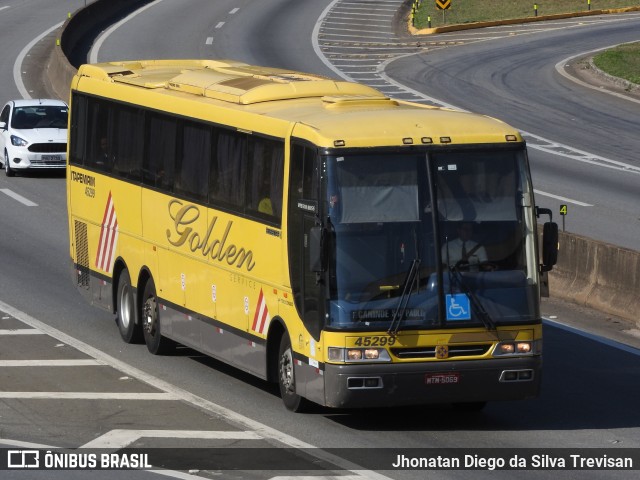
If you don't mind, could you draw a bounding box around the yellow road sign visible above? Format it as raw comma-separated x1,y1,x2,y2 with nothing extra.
436,0,451,10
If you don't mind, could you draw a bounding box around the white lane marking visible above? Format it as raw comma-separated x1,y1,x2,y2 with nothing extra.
205,37,213,45
82,429,262,448
556,45,640,106
229,8,239,14
148,472,212,480
0,328,44,335
0,188,38,206
0,392,178,400
0,438,56,449
0,299,392,480
544,317,640,357
90,0,166,63
0,6,10,11
215,21,225,29
270,477,364,480
0,360,102,366
14,22,64,99
534,190,593,207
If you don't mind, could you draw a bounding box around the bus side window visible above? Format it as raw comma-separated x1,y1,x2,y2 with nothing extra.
112,106,143,180
247,136,284,223
143,114,176,192
210,130,247,211
175,122,210,202
86,99,113,173
69,94,86,166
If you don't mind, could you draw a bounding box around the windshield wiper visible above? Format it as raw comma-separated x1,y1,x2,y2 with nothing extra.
448,264,496,331
387,257,421,336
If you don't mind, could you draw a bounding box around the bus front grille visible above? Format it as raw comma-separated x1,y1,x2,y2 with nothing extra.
390,344,492,359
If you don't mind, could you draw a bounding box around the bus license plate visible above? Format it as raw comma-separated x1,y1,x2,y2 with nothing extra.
425,372,460,385
42,155,61,161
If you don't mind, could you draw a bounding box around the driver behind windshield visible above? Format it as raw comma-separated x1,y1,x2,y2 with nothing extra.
442,222,488,267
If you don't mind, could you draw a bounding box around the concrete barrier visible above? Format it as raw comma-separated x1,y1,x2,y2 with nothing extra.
45,0,639,324
550,231,640,322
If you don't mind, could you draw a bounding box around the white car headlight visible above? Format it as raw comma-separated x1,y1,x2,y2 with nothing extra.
10,135,28,147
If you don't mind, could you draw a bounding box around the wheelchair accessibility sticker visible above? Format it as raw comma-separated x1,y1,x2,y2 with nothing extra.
446,294,471,320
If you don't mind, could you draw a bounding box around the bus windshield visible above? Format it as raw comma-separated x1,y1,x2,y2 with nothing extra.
324,148,539,330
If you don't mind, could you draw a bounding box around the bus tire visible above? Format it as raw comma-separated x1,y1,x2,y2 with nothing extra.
116,268,142,343
278,334,309,412
141,277,174,355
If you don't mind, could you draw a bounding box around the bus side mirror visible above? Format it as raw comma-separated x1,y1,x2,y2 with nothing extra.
309,226,325,273
0,121,6,130
541,221,558,272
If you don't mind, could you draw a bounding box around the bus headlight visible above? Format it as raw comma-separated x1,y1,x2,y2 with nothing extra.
494,340,539,356
327,347,391,363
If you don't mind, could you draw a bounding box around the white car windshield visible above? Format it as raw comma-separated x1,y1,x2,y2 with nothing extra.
12,106,68,130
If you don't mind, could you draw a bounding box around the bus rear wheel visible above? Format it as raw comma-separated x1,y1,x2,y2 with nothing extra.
141,278,174,355
278,334,309,412
116,268,142,343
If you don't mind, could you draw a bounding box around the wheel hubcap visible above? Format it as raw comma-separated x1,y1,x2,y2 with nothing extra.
143,296,157,335
119,285,131,329
280,347,294,393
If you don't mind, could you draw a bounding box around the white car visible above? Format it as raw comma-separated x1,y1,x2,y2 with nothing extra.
0,99,68,176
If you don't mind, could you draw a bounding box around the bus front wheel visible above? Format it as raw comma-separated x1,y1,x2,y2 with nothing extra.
141,278,174,355
278,334,309,412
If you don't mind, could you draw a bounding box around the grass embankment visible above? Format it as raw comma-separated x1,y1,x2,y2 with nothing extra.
593,42,640,85
412,0,640,28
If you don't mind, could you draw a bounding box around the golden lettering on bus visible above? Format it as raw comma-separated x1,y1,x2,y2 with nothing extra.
166,200,256,271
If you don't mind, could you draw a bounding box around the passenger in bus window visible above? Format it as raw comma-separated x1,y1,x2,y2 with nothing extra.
258,196,273,215
258,178,274,215
96,136,110,166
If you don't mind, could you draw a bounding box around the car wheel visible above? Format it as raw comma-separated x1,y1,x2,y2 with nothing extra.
4,151,14,177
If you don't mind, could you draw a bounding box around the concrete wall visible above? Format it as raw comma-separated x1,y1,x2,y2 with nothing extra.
45,0,640,324
550,231,640,322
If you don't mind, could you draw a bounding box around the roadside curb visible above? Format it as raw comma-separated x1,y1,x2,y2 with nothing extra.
407,6,640,35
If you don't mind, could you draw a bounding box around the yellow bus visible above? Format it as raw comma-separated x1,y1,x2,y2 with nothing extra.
67,59,558,411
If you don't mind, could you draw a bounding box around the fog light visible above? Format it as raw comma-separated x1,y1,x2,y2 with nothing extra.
364,377,380,388
518,370,533,380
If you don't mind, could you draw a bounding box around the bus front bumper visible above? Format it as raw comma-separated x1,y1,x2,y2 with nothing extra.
322,356,541,409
